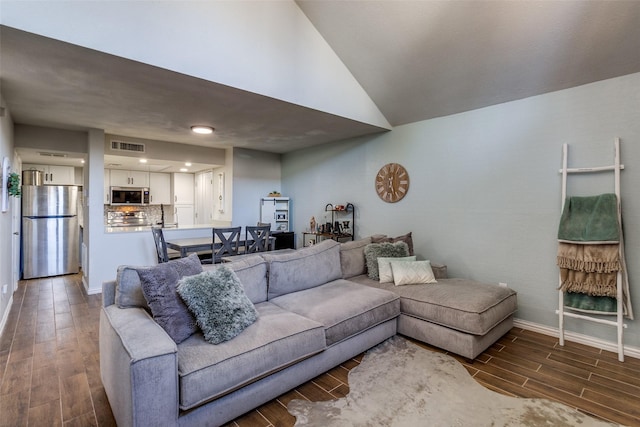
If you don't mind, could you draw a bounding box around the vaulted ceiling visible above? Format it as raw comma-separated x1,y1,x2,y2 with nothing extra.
1,1,639,155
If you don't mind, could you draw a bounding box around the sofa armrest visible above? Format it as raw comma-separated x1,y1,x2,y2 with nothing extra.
100,305,178,427
102,280,116,307
431,262,448,279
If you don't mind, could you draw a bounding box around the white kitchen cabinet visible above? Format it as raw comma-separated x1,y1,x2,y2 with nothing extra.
175,204,195,226
109,169,149,187
23,164,75,185
260,197,290,232
194,171,214,224
149,172,171,205
172,173,195,205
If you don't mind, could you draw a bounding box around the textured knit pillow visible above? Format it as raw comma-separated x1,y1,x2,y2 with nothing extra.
377,256,416,283
364,241,410,281
178,265,258,344
372,232,415,256
137,254,202,343
391,260,437,286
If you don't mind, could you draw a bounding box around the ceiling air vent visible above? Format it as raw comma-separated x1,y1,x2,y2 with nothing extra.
39,152,68,158
110,140,146,153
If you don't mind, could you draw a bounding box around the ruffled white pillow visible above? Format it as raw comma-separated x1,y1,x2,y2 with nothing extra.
390,260,437,286
377,256,416,283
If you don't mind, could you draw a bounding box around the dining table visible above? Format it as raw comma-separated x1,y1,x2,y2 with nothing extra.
165,236,276,258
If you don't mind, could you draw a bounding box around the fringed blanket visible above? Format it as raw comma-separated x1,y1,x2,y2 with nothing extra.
557,243,620,273
556,193,634,319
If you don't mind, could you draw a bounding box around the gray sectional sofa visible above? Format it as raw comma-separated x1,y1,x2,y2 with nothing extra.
100,237,517,427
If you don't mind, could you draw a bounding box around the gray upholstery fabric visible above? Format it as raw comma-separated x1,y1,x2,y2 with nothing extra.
270,279,400,346
138,256,202,344
176,320,396,427
340,237,372,279
115,253,202,311
226,255,268,304
177,267,258,344
100,306,178,426
351,275,517,335
398,313,514,360
431,262,448,280
176,302,325,410
102,280,116,307
264,239,342,299
115,265,150,310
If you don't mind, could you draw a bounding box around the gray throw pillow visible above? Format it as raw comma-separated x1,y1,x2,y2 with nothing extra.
178,265,258,345
364,241,410,281
137,254,203,344
372,232,414,256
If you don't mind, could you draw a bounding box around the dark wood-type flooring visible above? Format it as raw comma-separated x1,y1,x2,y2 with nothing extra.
1,274,638,426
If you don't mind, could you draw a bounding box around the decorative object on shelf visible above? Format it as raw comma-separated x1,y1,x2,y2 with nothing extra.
303,203,355,247
375,163,410,203
342,220,350,235
268,191,281,197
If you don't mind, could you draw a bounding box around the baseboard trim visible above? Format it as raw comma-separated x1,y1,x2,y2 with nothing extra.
82,276,101,295
0,295,14,339
513,318,640,360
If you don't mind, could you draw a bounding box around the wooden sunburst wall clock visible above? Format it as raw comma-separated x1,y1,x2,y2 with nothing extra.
375,163,410,203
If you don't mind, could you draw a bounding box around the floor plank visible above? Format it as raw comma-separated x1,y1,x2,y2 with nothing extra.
1,274,639,426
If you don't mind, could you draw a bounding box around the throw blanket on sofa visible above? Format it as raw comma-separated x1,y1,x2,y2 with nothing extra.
556,194,634,319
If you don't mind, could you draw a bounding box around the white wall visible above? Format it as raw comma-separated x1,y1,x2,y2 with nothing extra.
1,0,389,130
283,73,640,349
0,95,16,336
232,148,282,229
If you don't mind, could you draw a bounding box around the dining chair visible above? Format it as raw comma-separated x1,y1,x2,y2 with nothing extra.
245,225,271,254
151,227,180,263
206,226,242,263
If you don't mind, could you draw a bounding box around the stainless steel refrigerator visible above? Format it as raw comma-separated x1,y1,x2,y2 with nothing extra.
22,185,79,279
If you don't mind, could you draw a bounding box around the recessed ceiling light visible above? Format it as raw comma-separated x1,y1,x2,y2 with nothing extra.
191,125,214,135
180,168,188,172
139,158,147,163
185,162,192,167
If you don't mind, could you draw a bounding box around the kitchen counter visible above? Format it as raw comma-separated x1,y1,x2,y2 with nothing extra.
104,222,232,234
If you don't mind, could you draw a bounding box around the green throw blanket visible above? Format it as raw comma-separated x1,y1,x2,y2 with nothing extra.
557,193,619,242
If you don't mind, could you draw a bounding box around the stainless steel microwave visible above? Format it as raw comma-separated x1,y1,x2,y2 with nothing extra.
110,187,150,206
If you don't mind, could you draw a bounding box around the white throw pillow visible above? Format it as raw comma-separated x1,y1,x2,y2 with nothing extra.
391,260,437,286
377,256,416,283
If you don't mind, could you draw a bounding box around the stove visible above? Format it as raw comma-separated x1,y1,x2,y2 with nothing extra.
106,210,152,227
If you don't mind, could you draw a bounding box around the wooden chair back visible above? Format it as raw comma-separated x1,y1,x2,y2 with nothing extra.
211,226,242,263
245,225,271,254
151,227,170,263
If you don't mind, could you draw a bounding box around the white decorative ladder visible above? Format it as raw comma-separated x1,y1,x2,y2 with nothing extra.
556,138,627,362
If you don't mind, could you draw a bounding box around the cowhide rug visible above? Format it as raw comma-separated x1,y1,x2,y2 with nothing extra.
288,336,618,426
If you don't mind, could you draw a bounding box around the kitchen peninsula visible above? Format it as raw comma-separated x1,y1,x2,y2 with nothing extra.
98,221,232,285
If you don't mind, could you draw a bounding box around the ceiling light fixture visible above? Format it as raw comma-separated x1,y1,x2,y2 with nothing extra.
191,125,214,135
139,158,147,163
180,168,188,172
185,162,192,167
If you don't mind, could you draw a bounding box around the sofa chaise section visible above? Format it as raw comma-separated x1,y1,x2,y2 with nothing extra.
350,272,517,360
